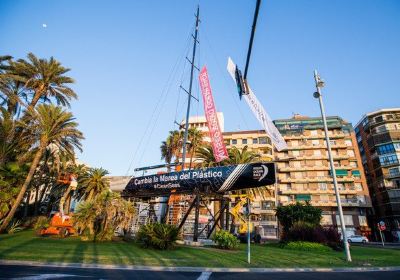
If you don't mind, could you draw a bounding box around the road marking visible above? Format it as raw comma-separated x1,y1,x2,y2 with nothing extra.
12,274,88,280
197,271,212,280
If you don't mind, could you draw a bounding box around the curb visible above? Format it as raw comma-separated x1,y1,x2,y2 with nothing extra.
1,260,400,273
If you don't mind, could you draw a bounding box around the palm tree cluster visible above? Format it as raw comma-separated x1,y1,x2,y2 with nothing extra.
160,127,204,170
0,53,112,233
73,191,135,241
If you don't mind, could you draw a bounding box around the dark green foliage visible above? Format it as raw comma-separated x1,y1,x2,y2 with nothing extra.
136,223,179,250
284,221,342,251
212,230,240,250
275,202,322,234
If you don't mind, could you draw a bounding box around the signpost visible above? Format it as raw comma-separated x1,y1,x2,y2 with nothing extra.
378,221,386,247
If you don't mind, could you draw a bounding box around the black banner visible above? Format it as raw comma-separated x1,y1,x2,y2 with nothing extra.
123,162,275,198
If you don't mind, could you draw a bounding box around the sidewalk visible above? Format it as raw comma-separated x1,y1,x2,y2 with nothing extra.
1,259,400,273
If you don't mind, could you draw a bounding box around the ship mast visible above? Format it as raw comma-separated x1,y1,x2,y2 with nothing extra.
181,5,200,170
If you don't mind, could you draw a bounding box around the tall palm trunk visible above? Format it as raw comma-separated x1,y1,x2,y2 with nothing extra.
59,185,72,216
28,87,45,111
0,144,46,232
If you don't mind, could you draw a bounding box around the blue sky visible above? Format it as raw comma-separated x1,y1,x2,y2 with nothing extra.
1,0,399,175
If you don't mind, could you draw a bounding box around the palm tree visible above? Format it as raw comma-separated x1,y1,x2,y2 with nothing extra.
59,163,88,215
9,53,77,110
160,130,183,171
160,141,173,172
77,167,110,201
0,104,83,232
195,145,221,168
187,127,203,170
0,108,31,166
226,145,260,165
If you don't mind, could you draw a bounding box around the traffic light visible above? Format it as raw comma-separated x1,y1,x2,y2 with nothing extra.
235,66,246,99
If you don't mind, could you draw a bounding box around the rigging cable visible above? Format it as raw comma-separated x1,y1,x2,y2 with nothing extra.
125,23,195,176
135,23,198,171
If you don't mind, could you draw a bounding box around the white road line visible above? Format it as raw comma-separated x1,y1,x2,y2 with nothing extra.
11,274,88,280
197,271,212,280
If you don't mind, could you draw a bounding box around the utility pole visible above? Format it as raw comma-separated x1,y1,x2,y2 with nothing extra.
313,70,352,262
181,6,200,170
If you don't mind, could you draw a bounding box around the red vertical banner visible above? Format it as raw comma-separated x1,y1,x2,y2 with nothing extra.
198,66,229,162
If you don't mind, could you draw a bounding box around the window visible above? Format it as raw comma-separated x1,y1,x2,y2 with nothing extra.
321,215,333,225
315,160,323,166
330,140,336,146
232,139,237,145
261,215,276,221
358,216,368,226
293,172,303,179
259,137,270,144
389,167,400,177
261,201,275,210
312,140,319,146
351,170,361,177
332,169,348,177
336,215,354,226
292,150,300,156
252,138,258,144
296,194,311,202
345,140,352,146
354,183,363,191
242,139,247,145
374,125,387,133
347,150,355,157
379,154,399,166
314,150,321,156
374,116,383,123
377,143,396,155
310,130,318,136
319,183,327,191
350,161,357,167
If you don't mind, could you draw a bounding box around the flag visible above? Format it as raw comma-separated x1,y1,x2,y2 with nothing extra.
199,66,229,162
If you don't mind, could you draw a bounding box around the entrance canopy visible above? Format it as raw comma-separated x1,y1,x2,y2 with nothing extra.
123,162,276,198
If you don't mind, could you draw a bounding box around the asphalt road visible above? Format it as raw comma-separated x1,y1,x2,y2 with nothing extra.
1,264,400,280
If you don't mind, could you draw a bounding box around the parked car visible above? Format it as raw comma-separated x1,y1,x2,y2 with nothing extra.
347,235,369,243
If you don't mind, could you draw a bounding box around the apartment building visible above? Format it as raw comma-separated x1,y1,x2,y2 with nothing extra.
355,108,400,241
273,115,372,238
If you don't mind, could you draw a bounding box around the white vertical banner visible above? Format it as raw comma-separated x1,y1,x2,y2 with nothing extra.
227,57,288,151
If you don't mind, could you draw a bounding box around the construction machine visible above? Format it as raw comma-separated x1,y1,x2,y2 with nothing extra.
229,194,261,243
39,174,77,237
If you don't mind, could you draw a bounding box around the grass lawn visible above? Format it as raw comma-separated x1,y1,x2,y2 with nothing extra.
1,230,400,268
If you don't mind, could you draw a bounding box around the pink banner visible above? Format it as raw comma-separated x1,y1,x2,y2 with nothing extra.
199,66,229,162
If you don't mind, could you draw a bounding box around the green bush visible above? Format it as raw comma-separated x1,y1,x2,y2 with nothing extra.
212,230,239,250
136,223,179,250
33,216,50,232
284,241,331,252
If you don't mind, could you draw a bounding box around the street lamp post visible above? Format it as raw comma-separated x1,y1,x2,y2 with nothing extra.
313,70,352,262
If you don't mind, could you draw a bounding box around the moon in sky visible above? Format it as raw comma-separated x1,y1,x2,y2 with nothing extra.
42,23,47,28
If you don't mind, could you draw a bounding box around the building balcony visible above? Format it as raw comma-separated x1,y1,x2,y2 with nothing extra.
259,220,278,226
278,176,355,183
278,165,352,172
279,189,358,195
283,134,346,140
